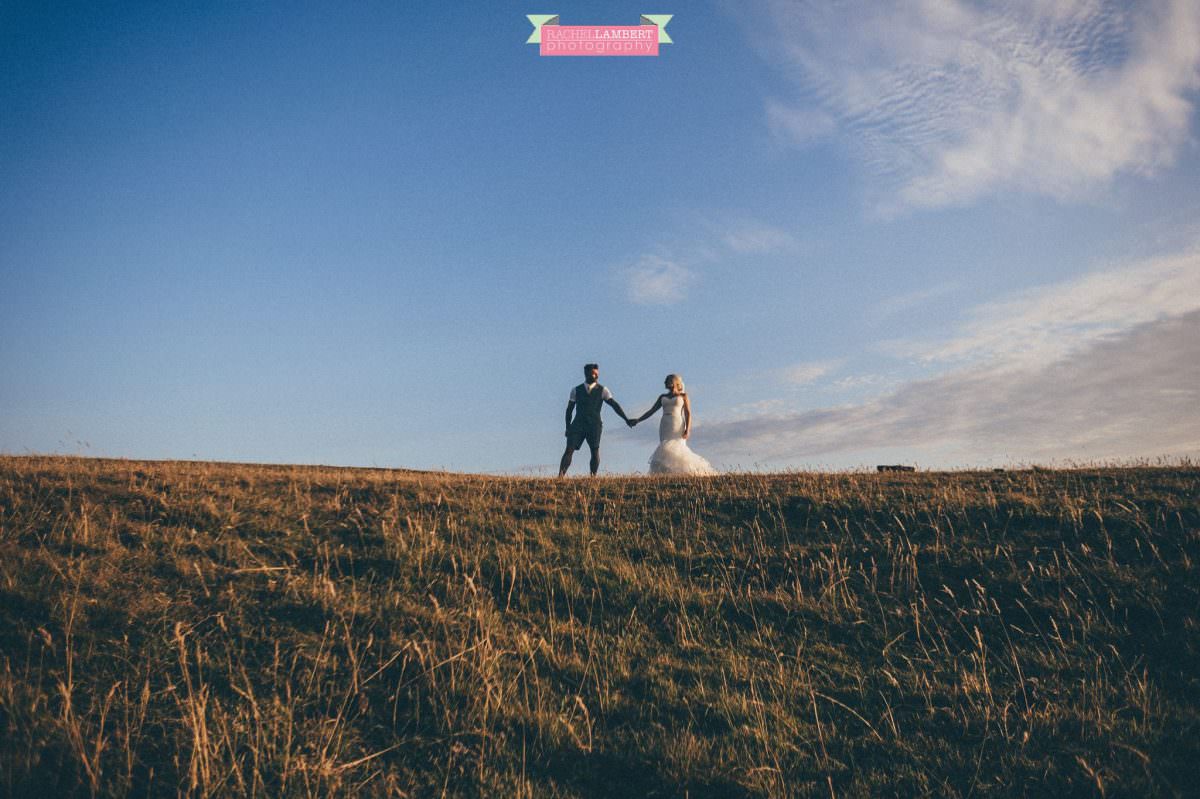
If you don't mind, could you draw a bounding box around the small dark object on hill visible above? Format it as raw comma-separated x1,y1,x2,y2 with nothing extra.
877,464,916,472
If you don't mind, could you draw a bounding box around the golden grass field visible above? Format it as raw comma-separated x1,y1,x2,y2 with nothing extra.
0,456,1197,797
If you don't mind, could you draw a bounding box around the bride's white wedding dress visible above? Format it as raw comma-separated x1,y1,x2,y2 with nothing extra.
649,394,716,475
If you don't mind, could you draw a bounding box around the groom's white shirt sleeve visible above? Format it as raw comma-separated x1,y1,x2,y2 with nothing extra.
569,384,613,402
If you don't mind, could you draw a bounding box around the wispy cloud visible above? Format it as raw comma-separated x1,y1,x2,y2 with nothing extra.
876,281,961,317
617,217,799,305
705,311,1200,466
778,359,839,385
831,373,891,392
755,0,1200,211
703,245,1200,466
623,255,694,305
721,220,800,254
886,247,1200,365
722,398,790,421
765,98,837,147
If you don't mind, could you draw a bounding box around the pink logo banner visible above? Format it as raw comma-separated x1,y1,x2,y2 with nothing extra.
541,25,660,56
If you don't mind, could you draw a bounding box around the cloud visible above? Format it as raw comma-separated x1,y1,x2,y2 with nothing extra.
617,218,799,305
886,246,1200,365
723,398,790,420
703,245,1200,466
875,281,961,317
765,98,837,146
623,255,694,305
704,310,1200,466
779,360,838,384
831,373,891,392
721,219,800,254
756,0,1200,211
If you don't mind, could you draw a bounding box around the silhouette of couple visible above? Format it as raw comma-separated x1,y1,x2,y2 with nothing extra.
559,363,715,477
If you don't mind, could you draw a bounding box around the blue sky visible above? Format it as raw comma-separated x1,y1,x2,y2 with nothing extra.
3,0,1199,474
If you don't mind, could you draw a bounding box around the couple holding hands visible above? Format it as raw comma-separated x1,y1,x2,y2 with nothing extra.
558,363,716,477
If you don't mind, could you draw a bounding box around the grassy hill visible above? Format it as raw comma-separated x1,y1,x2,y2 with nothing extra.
1,456,1197,797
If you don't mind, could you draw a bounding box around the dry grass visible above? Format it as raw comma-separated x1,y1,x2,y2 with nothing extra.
0,455,1197,797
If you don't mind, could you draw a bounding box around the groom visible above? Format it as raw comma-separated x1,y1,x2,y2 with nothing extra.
559,363,635,477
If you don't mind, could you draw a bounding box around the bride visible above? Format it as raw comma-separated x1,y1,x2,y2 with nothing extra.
633,374,716,475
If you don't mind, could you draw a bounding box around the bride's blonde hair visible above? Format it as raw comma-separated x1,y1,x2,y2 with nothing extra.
664,374,685,393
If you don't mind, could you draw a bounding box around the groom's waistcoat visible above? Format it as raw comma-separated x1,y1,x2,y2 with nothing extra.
573,383,606,430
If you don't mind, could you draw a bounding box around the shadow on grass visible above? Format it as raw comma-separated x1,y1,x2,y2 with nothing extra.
530,744,753,799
